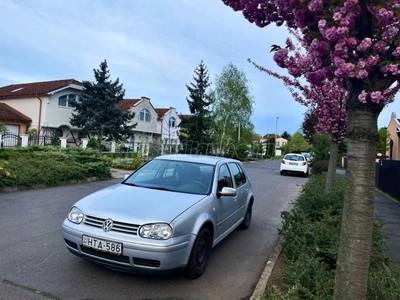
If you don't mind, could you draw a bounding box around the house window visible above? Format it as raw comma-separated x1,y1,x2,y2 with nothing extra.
139,109,151,122
58,94,79,108
169,117,176,127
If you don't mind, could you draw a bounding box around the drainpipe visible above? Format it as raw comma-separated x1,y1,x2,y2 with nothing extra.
35,94,42,135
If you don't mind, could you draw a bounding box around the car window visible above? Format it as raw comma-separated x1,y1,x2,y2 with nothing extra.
218,164,233,192
228,162,247,187
285,155,304,161
126,159,214,195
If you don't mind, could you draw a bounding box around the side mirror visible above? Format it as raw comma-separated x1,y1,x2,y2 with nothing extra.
217,187,236,198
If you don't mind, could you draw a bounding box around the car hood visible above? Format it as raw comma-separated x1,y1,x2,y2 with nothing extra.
74,183,206,224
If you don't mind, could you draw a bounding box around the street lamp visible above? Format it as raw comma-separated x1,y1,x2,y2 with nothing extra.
275,117,280,157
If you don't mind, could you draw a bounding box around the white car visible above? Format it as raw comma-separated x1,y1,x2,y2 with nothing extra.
280,153,309,177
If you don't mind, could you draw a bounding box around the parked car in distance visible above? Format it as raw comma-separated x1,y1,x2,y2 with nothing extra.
62,154,254,279
280,153,309,177
301,152,314,163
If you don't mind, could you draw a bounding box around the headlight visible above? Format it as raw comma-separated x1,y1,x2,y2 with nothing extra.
68,207,84,224
139,223,172,240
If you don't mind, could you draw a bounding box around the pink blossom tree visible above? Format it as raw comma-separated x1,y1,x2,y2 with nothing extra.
252,54,347,190
222,1,400,299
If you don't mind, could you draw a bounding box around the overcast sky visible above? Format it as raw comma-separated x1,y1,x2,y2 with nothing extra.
0,0,398,136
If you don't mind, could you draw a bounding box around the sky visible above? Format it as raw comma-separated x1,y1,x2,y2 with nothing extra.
0,0,399,136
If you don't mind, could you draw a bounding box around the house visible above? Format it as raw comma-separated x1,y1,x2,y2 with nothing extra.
276,137,288,148
155,107,181,154
386,112,400,160
116,97,159,154
0,103,31,135
0,79,83,142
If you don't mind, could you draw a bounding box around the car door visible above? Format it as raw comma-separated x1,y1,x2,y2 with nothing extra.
214,163,237,238
228,162,250,221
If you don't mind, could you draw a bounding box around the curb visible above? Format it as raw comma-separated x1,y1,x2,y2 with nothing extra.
250,237,283,300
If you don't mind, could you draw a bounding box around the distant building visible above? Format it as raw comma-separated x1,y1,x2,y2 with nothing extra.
386,112,400,160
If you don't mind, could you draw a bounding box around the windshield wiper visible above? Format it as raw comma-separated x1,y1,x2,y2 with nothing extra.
145,186,174,192
122,182,138,187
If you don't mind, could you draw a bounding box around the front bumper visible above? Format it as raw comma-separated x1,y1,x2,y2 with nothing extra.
62,220,196,275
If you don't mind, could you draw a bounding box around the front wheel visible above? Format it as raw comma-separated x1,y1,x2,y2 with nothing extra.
184,227,211,279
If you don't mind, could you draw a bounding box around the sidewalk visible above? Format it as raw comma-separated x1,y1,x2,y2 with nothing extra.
111,168,132,179
374,191,400,265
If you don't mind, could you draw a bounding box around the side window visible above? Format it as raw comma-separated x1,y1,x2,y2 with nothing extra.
228,163,247,188
217,164,233,192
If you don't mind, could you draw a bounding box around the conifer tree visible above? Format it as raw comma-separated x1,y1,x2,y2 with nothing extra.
70,60,136,142
182,60,214,153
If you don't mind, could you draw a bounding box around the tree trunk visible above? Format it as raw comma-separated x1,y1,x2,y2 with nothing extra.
326,141,339,191
333,108,378,299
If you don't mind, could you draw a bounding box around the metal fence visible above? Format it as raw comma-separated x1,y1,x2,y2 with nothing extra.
0,132,21,147
376,160,400,201
28,135,61,146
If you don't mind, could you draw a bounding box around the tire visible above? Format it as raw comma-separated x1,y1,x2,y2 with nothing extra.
280,170,284,175
184,227,211,279
239,202,252,230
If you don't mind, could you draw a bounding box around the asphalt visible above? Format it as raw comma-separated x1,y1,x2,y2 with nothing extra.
111,169,400,299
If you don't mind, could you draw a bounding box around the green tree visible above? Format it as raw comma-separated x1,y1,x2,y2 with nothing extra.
182,60,214,154
0,123,7,134
70,60,136,142
283,130,310,153
281,131,291,140
211,63,254,156
301,109,318,144
377,127,389,156
312,133,331,162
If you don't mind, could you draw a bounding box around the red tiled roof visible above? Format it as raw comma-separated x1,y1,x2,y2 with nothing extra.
0,79,83,100
116,99,141,112
0,103,31,123
154,108,170,119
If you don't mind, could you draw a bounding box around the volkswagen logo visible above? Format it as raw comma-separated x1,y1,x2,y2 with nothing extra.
102,219,113,232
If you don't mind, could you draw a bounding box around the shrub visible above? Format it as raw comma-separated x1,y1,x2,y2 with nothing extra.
0,146,111,189
311,160,329,174
87,138,100,149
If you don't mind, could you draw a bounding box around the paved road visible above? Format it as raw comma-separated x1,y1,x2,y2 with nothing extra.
0,160,307,300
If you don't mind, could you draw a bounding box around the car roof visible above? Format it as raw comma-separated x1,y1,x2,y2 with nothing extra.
154,154,240,166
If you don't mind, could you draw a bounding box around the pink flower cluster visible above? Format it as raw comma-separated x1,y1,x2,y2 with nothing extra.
223,0,400,106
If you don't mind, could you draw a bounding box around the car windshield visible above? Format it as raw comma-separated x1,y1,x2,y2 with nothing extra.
123,159,214,195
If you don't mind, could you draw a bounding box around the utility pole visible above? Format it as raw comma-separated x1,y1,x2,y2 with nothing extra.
275,117,280,157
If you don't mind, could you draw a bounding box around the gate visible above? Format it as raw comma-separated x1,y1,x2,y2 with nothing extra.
1,132,21,147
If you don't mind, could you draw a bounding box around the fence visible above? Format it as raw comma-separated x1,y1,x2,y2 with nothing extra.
0,132,21,147
375,160,400,201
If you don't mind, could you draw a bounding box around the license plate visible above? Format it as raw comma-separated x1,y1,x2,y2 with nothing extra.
82,235,122,255
289,162,297,166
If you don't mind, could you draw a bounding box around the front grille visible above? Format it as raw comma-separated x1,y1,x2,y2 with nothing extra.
133,257,161,268
81,246,130,264
84,215,139,235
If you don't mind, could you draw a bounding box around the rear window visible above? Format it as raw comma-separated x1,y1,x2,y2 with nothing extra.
284,155,305,161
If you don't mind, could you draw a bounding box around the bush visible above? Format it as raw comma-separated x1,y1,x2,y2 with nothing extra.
311,160,329,174
0,146,111,189
87,138,100,149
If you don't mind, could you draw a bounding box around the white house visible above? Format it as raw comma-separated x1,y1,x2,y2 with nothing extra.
116,97,159,154
155,107,182,154
0,79,83,142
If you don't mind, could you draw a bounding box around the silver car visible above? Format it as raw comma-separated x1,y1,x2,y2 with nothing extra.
62,154,254,278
